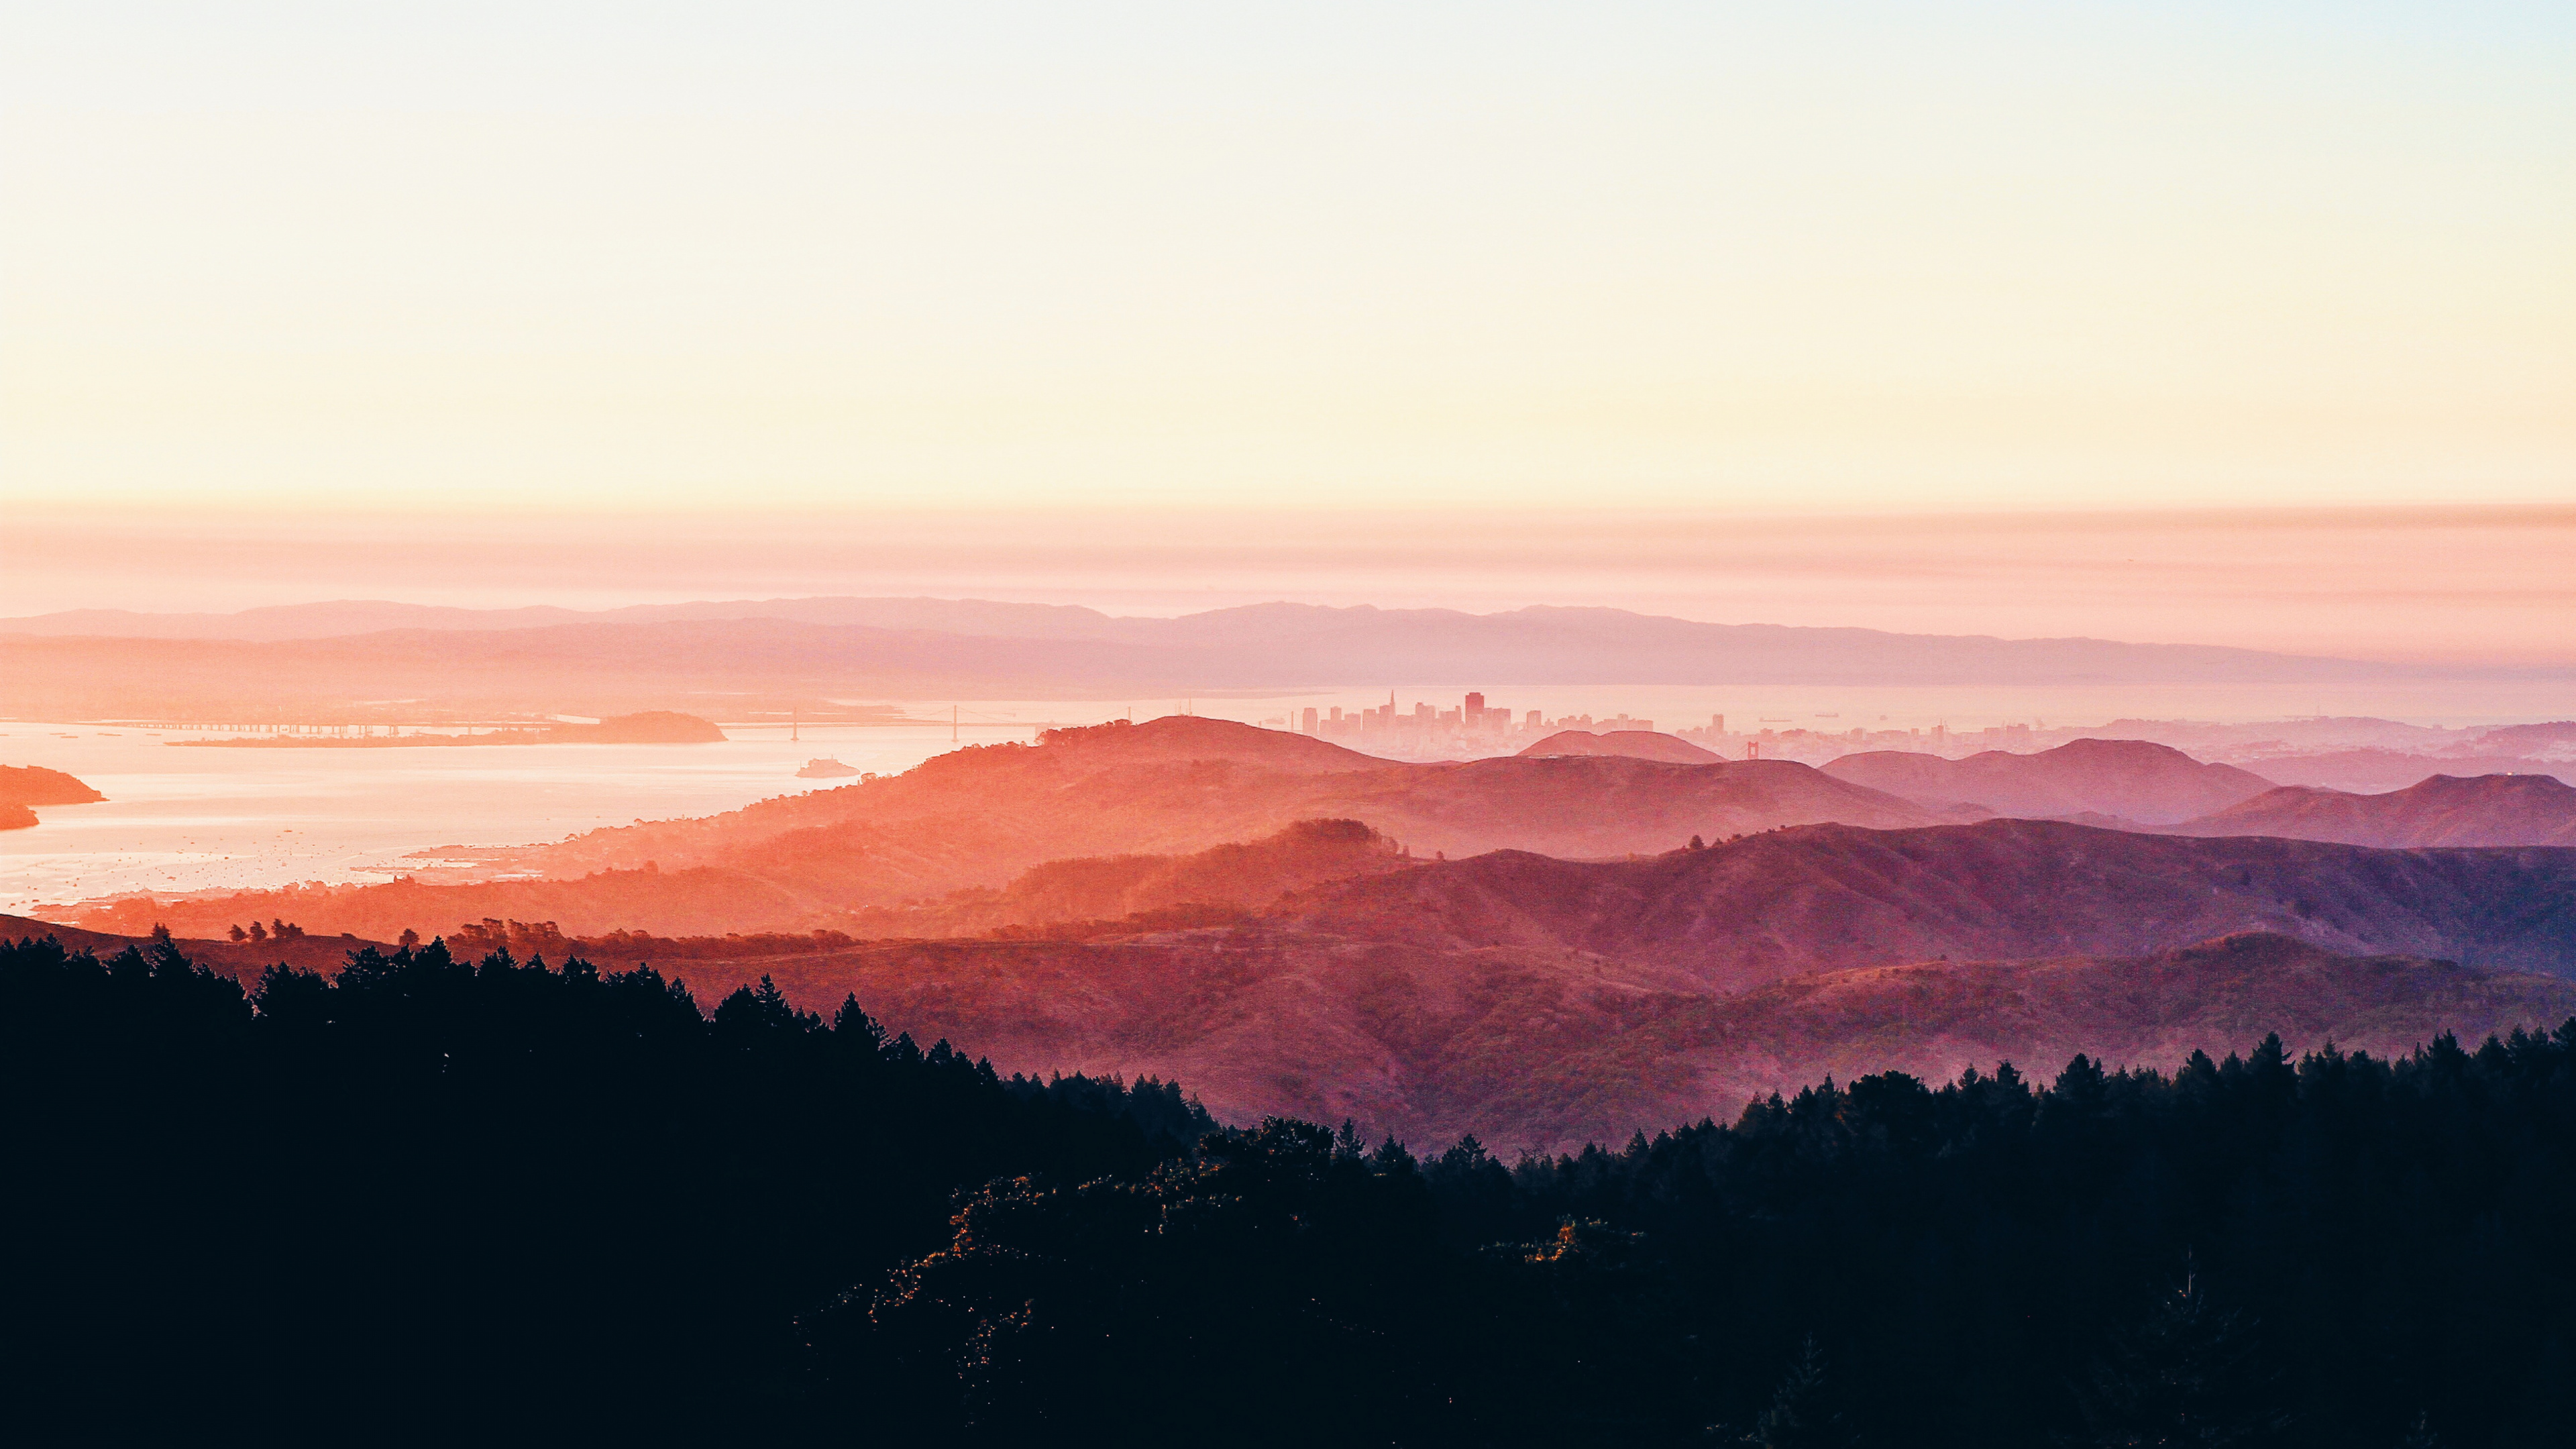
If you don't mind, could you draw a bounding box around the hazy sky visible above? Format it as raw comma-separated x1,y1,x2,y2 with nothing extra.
4,3,2571,653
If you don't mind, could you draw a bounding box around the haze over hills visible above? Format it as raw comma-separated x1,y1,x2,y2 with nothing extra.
1517,730,1722,764
1823,738,2278,824
5,596,2542,720
2243,750,2574,793
69,718,1948,938
2172,773,2576,848
839,818,1412,938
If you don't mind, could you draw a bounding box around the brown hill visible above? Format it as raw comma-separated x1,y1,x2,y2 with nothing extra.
70,718,1945,939
1517,729,1722,764
28,894,2576,1152
2173,773,2576,847
1823,738,2275,824
565,923,2576,1151
1282,819,2576,987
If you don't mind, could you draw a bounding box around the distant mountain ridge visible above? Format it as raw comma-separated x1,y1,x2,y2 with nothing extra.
1823,738,2277,824
1,598,2528,714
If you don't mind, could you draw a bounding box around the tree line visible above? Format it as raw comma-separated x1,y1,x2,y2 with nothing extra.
3,930,2568,1446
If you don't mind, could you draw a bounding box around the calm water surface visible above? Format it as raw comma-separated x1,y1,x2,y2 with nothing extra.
0,720,1044,914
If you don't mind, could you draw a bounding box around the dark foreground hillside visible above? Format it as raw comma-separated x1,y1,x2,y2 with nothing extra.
4,931,2571,1447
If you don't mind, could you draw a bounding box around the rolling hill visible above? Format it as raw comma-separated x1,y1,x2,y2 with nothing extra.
1822,738,2277,824
563,922,2576,1150
1517,729,1721,763
2237,749,2571,793
68,718,1946,939
2172,773,2576,847
1283,819,2576,987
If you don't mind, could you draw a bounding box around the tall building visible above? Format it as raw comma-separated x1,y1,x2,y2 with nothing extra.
1711,713,1725,734
1301,706,1318,735
1464,691,1486,724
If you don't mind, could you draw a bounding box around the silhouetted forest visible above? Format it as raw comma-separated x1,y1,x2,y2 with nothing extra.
5,932,2569,1446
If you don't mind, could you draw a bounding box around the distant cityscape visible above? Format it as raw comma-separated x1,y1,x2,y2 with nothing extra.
1258,692,2058,764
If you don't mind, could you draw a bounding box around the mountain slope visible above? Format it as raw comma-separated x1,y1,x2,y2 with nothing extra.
605,924,2576,1150
1823,739,2276,824
2174,773,2576,847
842,819,1410,936
1284,819,2576,986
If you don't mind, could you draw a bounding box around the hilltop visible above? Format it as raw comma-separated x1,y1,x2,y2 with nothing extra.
2172,772,2576,847
1517,729,1721,764
1822,738,2275,824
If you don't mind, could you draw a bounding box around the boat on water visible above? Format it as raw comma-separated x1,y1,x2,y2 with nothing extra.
795,757,863,779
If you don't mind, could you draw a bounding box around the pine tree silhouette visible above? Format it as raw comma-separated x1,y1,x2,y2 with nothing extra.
1719,1334,1860,1449
2076,1258,2287,1448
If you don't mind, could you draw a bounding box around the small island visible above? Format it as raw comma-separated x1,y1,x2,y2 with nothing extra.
170,710,728,748
0,764,107,830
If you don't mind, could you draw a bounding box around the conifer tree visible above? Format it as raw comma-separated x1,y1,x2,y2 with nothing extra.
2076,1260,2286,1448
1720,1334,1860,1449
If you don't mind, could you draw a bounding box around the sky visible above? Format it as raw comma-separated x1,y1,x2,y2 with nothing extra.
3,3,2571,657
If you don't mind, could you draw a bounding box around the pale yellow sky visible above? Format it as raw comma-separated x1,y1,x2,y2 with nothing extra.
4,3,2570,520
3,5,2571,664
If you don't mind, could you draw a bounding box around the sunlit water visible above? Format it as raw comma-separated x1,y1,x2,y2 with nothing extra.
0,720,1046,914
7,677,2566,916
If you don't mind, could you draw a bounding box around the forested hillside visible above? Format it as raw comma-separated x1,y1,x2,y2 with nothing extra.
5,929,2567,1446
